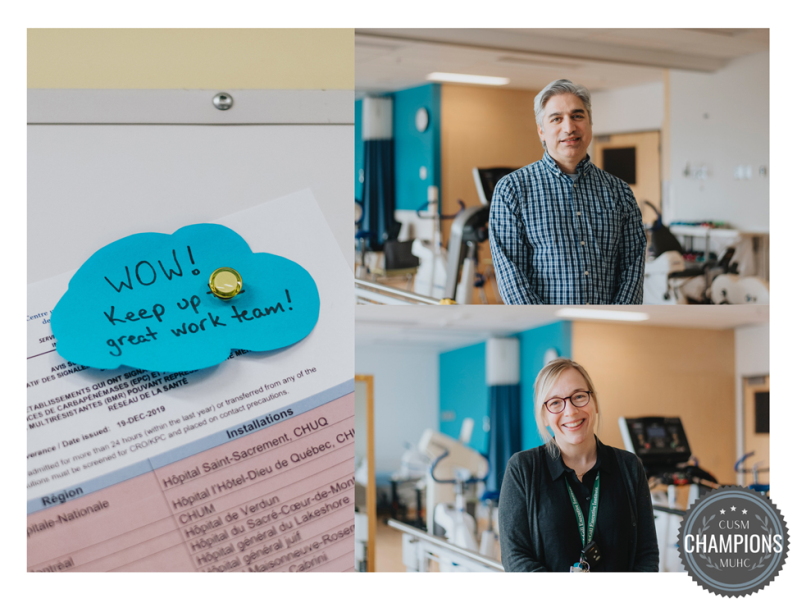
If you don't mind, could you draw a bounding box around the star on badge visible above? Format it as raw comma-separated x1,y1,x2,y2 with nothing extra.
742,509,748,515
720,509,726,514
730,506,737,511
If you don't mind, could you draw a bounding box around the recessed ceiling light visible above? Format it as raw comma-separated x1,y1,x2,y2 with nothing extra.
555,309,649,322
426,72,509,86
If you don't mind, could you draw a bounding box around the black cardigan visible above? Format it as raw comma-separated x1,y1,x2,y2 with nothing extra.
498,440,659,572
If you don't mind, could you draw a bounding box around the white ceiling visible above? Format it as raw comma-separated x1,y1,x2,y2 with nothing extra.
355,28,769,95
356,305,769,352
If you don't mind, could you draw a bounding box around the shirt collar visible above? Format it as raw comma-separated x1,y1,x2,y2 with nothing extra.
545,436,613,481
541,151,593,177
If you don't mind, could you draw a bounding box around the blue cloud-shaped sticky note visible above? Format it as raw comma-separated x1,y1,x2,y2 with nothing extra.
51,224,320,372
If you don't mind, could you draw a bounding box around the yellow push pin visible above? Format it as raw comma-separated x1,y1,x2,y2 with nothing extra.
209,267,243,300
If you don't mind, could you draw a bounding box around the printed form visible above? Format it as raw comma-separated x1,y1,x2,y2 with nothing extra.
26,191,355,572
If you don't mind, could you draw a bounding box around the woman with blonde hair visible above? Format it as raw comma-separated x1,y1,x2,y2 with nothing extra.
498,358,658,572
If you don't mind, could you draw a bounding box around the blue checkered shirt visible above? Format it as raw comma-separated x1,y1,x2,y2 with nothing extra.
489,153,646,304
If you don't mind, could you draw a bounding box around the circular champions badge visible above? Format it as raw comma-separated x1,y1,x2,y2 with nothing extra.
678,486,789,597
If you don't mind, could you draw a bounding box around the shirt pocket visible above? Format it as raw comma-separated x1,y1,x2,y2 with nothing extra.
524,195,570,251
524,205,557,249
592,191,624,259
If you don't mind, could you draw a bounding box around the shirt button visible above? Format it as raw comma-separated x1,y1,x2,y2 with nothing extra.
577,212,582,216
581,241,585,245
584,271,589,276
586,496,590,500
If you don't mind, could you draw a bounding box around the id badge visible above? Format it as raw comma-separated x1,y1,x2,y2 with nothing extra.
570,561,590,573
581,540,601,566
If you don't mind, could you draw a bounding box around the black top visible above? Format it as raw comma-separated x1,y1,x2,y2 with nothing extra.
498,437,659,572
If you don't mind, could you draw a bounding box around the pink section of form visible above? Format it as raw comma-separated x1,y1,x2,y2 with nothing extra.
28,394,354,572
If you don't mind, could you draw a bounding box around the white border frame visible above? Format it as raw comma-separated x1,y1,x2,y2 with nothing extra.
28,89,353,125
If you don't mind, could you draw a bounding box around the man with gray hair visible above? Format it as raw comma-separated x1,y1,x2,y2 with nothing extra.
489,79,646,304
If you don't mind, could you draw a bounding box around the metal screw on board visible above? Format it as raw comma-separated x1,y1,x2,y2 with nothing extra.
213,92,234,111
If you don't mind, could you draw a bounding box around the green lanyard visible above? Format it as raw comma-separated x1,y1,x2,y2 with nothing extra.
565,471,600,548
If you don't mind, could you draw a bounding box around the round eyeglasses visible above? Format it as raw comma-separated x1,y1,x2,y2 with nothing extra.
544,390,592,414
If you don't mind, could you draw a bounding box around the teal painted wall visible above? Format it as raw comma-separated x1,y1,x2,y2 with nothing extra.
438,321,572,454
439,341,489,452
393,83,441,211
354,99,363,202
517,321,572,450
353,84,441,211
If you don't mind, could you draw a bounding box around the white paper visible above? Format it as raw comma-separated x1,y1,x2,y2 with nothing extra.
27,189,353,505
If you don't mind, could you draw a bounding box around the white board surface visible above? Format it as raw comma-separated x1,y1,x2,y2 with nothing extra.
28,91,354,283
